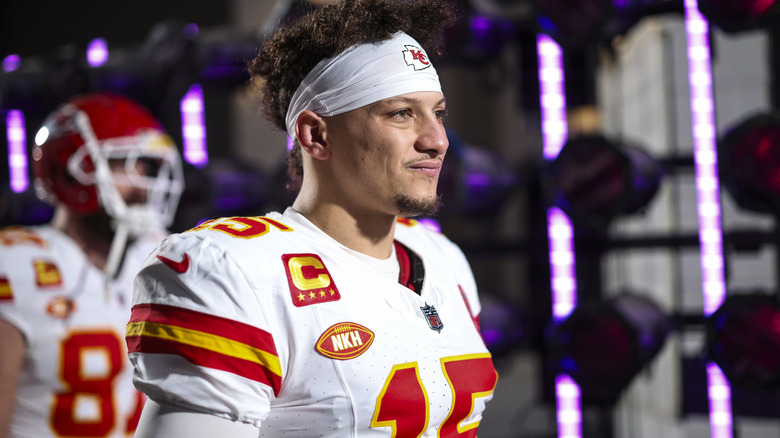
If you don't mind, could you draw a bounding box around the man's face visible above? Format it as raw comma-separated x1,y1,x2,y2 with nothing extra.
107,157,157,205
323,91,449,217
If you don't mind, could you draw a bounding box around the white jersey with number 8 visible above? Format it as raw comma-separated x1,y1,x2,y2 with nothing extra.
0,225,159,438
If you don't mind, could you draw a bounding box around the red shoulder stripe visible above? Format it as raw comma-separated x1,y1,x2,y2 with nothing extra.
127,303,282,395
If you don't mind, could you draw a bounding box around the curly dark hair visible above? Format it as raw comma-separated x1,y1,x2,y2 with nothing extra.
248,0,457,190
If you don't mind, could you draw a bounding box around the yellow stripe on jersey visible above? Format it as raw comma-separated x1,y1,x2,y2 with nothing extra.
126,321,282,378
0,277,12,300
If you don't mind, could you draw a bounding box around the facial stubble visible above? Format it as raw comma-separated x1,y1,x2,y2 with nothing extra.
393,193,442,218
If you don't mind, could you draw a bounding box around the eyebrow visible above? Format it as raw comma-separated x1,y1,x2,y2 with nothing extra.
375,95,447,107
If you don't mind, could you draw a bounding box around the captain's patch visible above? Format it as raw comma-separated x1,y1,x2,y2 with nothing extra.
282,253,341,307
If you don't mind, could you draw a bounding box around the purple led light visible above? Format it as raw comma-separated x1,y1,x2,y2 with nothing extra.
86,38,108,67
466,173,490,188
471,15,491,32
556,375,582,438
2,54,21,72
684,1,732,437
685,0,726,317
180,84,208,167
417,218,441,233
707,363,733,437
6,110,29,193
548,208,577,320
538,35,568,160
184,23,200,39
538,33,576,324
538,34,581,438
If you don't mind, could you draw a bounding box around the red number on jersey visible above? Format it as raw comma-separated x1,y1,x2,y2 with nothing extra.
0,226,46,247
204,217,293,239
371,354,497,437
371,363,429,437
51,331,144,436
440,353,498,436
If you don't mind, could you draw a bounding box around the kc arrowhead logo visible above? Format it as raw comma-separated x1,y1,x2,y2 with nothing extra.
402,44,431,71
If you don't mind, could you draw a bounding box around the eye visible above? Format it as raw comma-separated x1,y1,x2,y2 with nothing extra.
434,108,448,122
136,157,163,177
390,109,412,120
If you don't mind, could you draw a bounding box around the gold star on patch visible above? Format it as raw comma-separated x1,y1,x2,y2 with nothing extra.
319,291,326,297
309,291,316,299
298,293,305,301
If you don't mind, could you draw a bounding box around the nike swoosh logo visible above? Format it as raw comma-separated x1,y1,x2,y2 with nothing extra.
157,254,190,274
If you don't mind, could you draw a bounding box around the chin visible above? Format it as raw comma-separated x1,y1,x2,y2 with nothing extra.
394,194,441,217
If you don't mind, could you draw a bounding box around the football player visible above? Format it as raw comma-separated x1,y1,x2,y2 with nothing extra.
129,0,499,437
0,93,184,438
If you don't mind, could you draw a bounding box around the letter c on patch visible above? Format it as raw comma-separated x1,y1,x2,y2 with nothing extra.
288,256,331,290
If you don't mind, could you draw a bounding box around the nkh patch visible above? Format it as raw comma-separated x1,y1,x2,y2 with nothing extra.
316,322,374,360
420,302,443,333
282,253,341,307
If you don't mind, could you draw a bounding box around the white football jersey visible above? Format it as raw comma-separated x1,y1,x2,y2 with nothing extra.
129,208,498,437
0,225,162,438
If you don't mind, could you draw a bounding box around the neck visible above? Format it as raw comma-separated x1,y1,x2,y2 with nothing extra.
51,207,115,271
292,195,397,259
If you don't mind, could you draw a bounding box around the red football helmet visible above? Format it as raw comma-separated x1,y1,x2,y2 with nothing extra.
32,93,184,235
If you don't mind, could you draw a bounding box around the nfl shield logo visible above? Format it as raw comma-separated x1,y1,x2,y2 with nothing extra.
420,302,443,333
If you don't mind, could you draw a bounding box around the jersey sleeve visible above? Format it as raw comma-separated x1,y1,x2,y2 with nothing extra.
127,232,282,428
0,228,48,344
0,248,30,341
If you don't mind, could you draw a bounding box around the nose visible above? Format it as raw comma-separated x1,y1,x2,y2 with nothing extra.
124,186,148,205
415,115,449,158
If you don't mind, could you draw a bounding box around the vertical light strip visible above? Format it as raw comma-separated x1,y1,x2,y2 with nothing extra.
180,84,208,168
538,34,581,438
556,375,583,438
683,2,732,437
538,35,568,160
539,34,576,322
684,0,726,317
707,363,733,438
548,207,577,320
6,110,29,193
538,34,576,324
87,38,108,67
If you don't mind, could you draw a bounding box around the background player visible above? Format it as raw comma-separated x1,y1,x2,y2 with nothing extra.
128,0,498,436
0,93,184,438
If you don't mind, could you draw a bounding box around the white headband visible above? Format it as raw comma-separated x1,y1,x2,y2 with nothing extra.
285,31,442,140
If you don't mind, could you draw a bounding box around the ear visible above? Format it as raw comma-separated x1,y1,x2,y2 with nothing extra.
295,110,330,161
